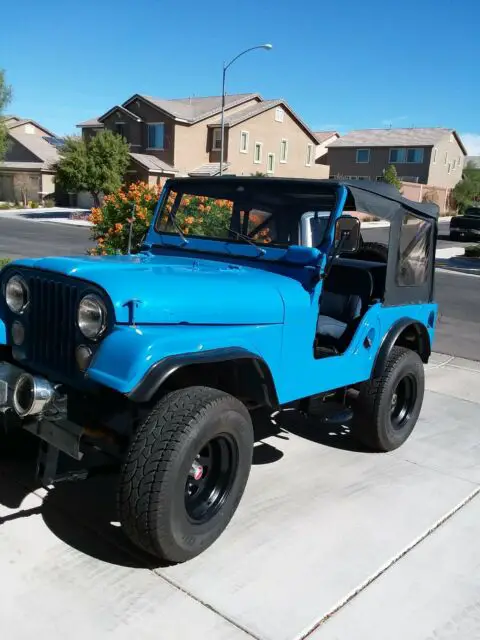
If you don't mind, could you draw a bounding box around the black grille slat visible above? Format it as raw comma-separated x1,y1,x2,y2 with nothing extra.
27,274,78,377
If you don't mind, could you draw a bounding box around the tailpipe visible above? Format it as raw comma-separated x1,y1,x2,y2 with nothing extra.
13,373,55,418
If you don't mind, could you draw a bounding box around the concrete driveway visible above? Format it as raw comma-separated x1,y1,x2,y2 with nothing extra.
1,353,479,640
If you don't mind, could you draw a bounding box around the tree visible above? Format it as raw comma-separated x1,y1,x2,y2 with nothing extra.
0,69,13,161
55,130,130,207
381,164,402,191
452,161,480,214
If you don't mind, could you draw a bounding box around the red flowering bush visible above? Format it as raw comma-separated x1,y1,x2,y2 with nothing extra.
161,192,234,238
88,181,161,255
89,182,271,255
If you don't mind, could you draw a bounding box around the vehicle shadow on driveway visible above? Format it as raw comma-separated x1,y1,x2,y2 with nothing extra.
0,408,368,569
252,406,370,457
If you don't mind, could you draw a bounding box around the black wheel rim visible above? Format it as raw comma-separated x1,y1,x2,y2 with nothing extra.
390,374,417,430
184,435,239,523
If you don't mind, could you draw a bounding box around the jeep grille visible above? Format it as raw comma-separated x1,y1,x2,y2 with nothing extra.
28,275,79,377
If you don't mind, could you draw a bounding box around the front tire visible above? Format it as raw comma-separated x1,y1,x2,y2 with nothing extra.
118,386,253,563
353,347,424,451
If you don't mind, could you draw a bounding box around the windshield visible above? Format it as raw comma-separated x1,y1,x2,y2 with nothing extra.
465,207,480,217
155,185,336,249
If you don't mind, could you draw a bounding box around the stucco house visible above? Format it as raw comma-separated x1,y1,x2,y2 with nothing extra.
77,93,328,186
0,116,60,203
325,127,467,189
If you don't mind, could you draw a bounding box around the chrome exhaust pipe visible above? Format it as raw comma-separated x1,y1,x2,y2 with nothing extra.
13,373,55,418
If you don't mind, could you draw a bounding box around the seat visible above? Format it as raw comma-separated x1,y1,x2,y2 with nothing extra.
316,265,373,350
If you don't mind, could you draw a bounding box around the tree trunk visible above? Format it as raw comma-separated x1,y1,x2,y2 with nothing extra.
92,192,101,208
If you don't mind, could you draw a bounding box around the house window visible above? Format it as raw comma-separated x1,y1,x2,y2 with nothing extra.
267,152,275,174
212,128,222,150
356,149,370,163
432,148,437,164
240,130,249,153
406,148,424,163
114,122,126,138
254,142,263,164
389,148,406,163
148,123,165,149
275,108,284,122
280,139,288,163
306,144,313,166
397,213,432,286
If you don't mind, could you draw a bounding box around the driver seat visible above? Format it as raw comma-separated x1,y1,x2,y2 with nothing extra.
316,265,374,351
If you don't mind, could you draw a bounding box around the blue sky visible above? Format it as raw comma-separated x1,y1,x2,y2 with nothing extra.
2,0,479,153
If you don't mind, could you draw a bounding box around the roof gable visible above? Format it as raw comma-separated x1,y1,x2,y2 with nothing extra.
207,100,319,144
98,105,142,123
5,118,56,137
314,131,339,144
122,93,260,124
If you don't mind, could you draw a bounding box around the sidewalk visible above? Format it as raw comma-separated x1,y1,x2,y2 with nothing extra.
0,353,479,639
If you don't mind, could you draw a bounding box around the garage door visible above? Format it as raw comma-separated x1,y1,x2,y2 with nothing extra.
0,173,14,202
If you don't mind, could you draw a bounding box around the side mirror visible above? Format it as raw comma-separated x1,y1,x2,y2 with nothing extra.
334,215,360,253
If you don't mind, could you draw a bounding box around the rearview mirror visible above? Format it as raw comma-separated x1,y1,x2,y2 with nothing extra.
334,215,360,253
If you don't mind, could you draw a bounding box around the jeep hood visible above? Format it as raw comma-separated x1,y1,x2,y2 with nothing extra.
14,253,291,325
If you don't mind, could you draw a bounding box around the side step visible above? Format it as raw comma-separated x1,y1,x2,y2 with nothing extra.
308,401,354,426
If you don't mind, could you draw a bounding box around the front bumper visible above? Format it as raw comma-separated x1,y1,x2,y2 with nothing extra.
0,361,83,461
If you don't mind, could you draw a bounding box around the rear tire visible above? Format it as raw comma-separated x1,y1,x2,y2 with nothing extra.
353,347,424,451
118,386,253,563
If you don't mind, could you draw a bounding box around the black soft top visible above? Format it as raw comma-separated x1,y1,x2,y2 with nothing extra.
165,176,440,221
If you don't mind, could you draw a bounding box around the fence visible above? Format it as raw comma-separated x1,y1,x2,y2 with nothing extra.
400,181,451,214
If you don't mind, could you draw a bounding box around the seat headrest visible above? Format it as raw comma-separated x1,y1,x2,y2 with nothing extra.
324,265,374,298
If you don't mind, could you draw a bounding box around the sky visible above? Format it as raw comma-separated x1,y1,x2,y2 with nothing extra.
1,0,479,154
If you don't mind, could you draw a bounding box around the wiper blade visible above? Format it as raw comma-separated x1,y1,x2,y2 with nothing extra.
168,210,189,245
225,227,266,257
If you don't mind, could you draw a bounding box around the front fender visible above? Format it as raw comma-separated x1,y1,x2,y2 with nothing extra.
87,323,283,398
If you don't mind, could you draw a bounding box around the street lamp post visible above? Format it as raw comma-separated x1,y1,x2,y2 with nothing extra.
219,44,272,176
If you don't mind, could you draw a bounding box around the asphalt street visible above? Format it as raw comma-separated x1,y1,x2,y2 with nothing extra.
0,216,478,359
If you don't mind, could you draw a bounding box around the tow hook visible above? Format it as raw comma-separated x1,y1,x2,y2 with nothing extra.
189,460,203,481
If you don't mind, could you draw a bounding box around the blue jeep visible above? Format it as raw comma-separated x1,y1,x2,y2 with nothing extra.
0,177,438,562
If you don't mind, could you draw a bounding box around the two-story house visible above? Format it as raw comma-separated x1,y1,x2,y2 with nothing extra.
77,93,326,187
326,128,467,189
0,116,60,203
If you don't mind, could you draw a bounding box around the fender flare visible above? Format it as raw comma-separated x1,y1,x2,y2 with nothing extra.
127,347,279,405
372,318,431,378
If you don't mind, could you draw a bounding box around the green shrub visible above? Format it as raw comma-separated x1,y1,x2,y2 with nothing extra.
44,199,55,208
0,202,13,210
28,201,40,209
0,257,11,268
465,244,480,258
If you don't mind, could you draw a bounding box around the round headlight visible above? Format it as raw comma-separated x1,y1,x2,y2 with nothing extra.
5,275,29,313
77,294,107,340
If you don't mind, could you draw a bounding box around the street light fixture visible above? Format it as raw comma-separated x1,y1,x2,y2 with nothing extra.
219,44,273,176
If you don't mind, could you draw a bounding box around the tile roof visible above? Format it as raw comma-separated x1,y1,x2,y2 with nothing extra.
127,93,260,123
8,129,60,168
208,100,282,127
188,162,231,176
76,117,104,127
328,127,458,148
129,153,177,174
314,131,339,144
